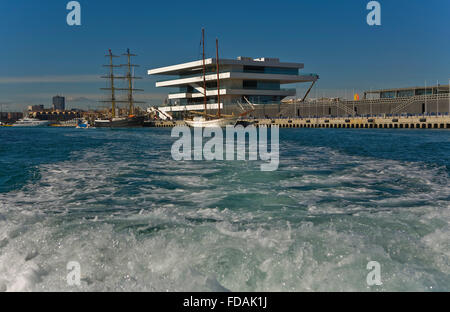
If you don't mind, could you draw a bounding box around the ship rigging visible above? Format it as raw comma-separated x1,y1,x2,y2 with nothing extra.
95,49,145,128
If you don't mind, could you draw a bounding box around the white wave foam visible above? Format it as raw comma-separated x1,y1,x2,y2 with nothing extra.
0,138,449,291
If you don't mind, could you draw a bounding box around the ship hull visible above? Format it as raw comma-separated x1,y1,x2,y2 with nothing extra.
94,116,145,128
234,120,255,127
185,117,237,128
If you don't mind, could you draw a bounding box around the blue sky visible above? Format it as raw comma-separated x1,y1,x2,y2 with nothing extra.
0,0,449,110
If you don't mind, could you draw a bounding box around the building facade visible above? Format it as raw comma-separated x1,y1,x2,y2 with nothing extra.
148,57,318,115
31,110,82,121
52,96,66,111
283,84,450,118
364,85,450,100
27,105,45,112
0,112,23,123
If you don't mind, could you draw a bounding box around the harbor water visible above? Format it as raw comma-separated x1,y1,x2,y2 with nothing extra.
0,127,449,291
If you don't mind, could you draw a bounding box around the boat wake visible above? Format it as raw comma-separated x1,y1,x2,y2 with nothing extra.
0,129,449,291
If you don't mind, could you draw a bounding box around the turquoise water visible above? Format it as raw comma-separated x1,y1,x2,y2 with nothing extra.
0,127,449,291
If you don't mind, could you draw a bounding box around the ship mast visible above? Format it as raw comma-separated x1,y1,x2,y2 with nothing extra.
202,28,207,118
100,50,122,118
216,38,221,118
120,49,144,116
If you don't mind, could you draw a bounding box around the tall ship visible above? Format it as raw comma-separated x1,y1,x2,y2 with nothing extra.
95,49,145,128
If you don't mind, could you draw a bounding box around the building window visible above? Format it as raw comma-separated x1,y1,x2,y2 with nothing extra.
381,91,396,99
258,81,280,90
243,66,264,73
397,90,414,98
243,80,280,90
243,80,258,89
242,66,298,75
179,86,194,93
264,67,298,75
415,89,433,96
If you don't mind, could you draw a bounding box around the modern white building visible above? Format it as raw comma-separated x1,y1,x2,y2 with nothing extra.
148,56,319,114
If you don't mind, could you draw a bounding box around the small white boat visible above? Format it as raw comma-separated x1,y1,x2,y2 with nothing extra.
185,116,237,128
76,120,94,129
12,118,50,127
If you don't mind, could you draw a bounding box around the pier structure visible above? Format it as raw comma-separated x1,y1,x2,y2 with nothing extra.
149,92,450,120
182,92,448,119
288,85,450,118
148,115,450,129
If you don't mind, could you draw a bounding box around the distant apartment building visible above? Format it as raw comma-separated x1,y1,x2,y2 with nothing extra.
148,56,319,114
27,105,45,112
0,112,23,122
52,95,66,111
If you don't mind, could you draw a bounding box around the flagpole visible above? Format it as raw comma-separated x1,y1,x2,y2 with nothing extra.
425,81,427,115
437,80,439,116
352,88,355,116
